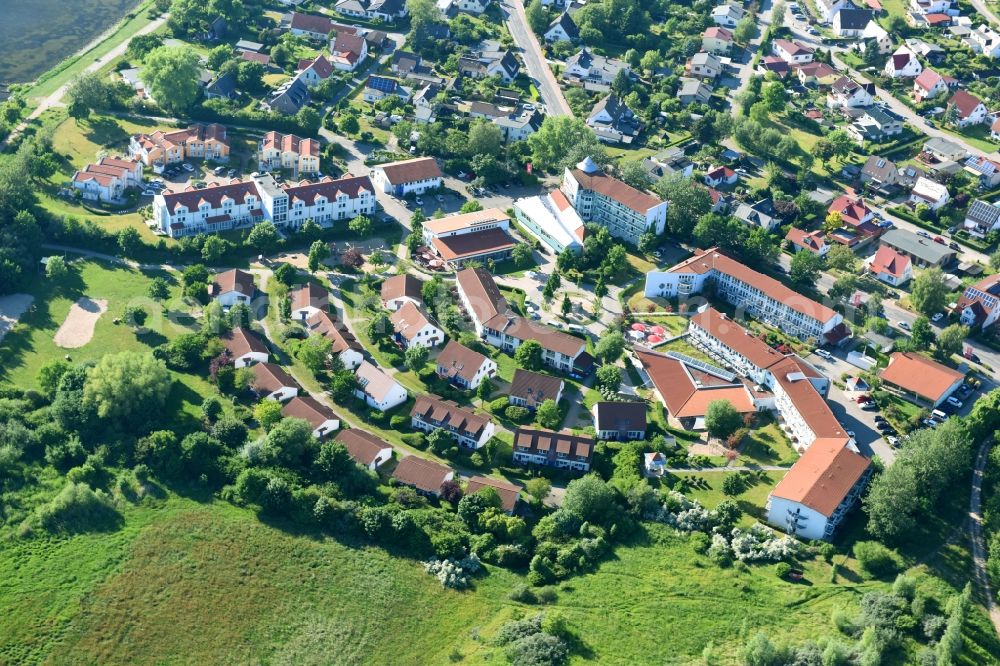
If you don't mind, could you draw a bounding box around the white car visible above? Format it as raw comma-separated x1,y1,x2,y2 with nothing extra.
897,320,911,331
815,349,832,359
946,396,963,409
886,436,899,447
182,163,194,172
931,313,944,322
415,197,424,205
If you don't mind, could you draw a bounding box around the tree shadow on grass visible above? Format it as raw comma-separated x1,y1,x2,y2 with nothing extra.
82,116,130,148
136,329,168,348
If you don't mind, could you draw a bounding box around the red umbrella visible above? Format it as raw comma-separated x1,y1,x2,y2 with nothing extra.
631,323,646,331
651,325,667,336
647,335,664,344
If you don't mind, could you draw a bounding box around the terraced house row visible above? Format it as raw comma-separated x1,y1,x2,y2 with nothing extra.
152,173,376,238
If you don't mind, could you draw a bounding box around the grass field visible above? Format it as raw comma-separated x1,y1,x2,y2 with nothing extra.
0,494,899,666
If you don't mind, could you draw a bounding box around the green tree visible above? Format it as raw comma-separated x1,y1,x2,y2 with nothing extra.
527,116,606,171
512,243,534,267
467,120,503,158
339,114,360,135
83,352,172,426
117,227,141,257
404,344,429,371
562,474,619,525
733,16,756,44
594,330,626,363
65,72,114,113
536,399,561,429
254,400,284,430
936,324,969,360
560,293,572,316
307,240,329,273
761,81,786,113
330,369,359,402
989,249,1000,271
655,175,712,237
295,106,321,133
273,262,296,286
910,267,949,316
789,250,823,288
525,0,548,34
595,364,621,393
123,305,148,329
366,311,392,343
45,256,69,280
825,244,858,272
460,200,483,213
297,334,333,373
514,340,544,370
201,235,226,263
704,400,742,439
910,316,934,350
348,214,373,236
721,474,745,497
247,222,280,253
143,46,202,112
525,477,551,503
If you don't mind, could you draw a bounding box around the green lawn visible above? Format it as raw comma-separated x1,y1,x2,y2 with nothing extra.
0,493,898,666
682,470,788,527
0,259,193,387
739,422,799,467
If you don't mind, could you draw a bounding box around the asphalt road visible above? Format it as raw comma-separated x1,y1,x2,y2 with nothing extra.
969,437,1000,638
502,0,572,117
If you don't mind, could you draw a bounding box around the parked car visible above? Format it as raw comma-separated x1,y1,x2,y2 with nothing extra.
815,349,832,359
182,163,194,172
213,166,226,176
916,230,931,239
861,402,878,411
949,242,960,250
946,396,963,409
876,421,894,432
922,418,938,428
897,320,911,331
887,436,899,447
931,312,944,322
415,197,424,206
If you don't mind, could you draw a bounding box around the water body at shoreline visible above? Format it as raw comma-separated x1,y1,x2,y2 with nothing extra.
0,0,140,97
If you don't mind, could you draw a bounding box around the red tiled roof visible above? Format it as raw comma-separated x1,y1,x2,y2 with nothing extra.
282,395,339,430
392,456,452,493
567,168,662,214
221,326,268,358
785,227,826,252
306,310,363,354
376,157,442,184
770,439,870,516
869,245,910,279
251,362,299,395
666,248,839,324
430,227,516,262
879,352,964,403
335,429,392,466
211,269,254,297
466,475,522,513
690,307,786,370
285,175,374,205
829,194,872,227
948,89,984,119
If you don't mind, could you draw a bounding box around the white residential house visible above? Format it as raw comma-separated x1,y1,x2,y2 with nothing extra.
390,301,444,349
306,311,365,371
948,90,989,127
687,52,723,79
815,0,852,23
436,340,498,390
371,157,443,196
711,3,745,28
544,12,579,42
833,8,873,37
971,25,1000,58
354,360,407,411
703,27,734,54
884,46,922,78
913,69,950,102
410,395,495,449
335,430,393,471
71,157,144,203
221,327,270,368
210,269,255,308
251,363,300,402
860,20,892,54
962,199,1000,238
772,39,815,64
909,177,950,210
296,55,334,87
868,245,914,286
282,396,341,439
289,282,328,321
828,77,875,108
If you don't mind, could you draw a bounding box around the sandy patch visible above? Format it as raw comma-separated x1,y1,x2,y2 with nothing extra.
54,298,108,348
0,294,34,344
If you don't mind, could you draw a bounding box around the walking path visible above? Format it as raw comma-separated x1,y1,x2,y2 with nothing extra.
666,465,791,473
969,437,1000,638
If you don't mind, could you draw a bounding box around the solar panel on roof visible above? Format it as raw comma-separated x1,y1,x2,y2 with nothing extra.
367,76,398,93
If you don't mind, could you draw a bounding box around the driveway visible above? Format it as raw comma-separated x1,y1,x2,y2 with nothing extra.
805,349,897,463
731,0,774,113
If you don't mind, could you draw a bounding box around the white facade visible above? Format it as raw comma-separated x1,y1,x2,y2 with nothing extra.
884,47,923,78
513,193,586,254
233,350,269,369
355,361,408,411
971,25,1000,58
909,177,950,210
371,163,443,196
262,385,299,402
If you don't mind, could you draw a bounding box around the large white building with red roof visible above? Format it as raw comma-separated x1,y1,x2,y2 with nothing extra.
670,306,870,540
561,157,666,246
152,173,375,238
72,157,143,202
644,248,849,344
257,131,321,175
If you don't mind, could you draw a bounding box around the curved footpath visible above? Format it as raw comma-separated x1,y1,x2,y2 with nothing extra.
970,436,1000,638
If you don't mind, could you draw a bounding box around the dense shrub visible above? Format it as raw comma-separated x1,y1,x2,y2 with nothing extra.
28,482,122,535
854,541,903,580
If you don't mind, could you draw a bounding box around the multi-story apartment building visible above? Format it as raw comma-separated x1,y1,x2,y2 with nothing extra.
72,157,144,202
153,173,376,238
512,427,594,472
410,395,495,449
257,132,321,175
129,123,230,169
679,306,870,540
454,267,591,374
560,157,667,246
644,248,848,344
